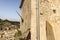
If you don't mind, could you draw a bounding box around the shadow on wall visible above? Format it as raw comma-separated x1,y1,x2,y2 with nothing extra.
46,21,55,40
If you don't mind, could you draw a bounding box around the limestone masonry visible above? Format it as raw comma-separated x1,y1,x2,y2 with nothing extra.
20,0,60,40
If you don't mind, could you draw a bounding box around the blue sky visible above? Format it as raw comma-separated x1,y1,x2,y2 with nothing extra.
0,0,21,21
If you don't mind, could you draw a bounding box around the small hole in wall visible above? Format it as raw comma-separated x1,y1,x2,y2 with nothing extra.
40,13,43,15
53,9,56,13
21,19,24,23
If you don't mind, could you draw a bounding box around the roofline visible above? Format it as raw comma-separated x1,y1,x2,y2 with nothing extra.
19,0,24,8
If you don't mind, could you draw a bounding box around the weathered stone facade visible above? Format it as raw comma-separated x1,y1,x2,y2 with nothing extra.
20,0,31,38
20,0,60,40
40,0,60,40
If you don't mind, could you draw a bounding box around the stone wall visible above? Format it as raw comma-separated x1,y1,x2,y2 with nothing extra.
20,0,31,38
40,0,60,40
20,0,60,40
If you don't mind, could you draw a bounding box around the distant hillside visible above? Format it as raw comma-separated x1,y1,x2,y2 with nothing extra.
0,19,20,30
